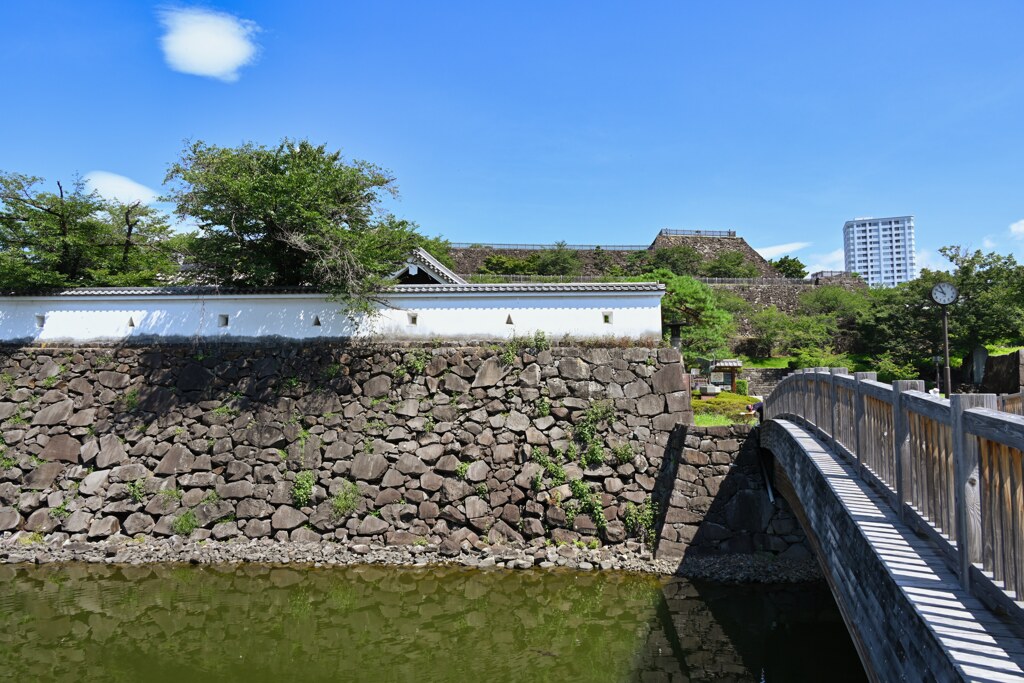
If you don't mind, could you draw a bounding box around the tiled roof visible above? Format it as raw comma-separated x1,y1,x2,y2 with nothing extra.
0,282,664,297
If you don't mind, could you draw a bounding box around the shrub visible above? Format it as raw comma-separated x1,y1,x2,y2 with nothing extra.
735,379,749,396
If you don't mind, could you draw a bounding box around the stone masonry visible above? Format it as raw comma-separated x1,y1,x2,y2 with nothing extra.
0,343,807,564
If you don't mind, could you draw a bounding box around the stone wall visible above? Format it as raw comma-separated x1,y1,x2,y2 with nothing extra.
0,343,809,564
982,350,1024,394
740,368,789,397
0,343,697,554
658,424,809,560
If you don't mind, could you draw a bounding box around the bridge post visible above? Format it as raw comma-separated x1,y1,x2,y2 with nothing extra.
951,393,997,591
892,379,925,521
853,372,876,478
829,368,847,452
814,367,829,435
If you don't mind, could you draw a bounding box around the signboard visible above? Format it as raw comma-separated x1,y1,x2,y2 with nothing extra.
710,372,725,384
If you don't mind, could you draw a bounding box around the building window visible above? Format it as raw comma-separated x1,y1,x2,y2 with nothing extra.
218,314,229,328
408,313,418,326
602,311,613,324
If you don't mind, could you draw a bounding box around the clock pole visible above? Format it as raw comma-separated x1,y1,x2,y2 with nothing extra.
942,304,952,396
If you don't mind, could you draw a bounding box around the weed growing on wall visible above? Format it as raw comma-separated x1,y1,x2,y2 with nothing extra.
611,443,635,465
455,461,470,480
624,499,658,546
171,509,198,536
535,396,551,418
291,471,316,507
125,479,147,504
495,330,552,367
532,450,566,486
331,480,360,519
123,389,140,411
569,479,607,533
569,401,615,468
393,349,432,379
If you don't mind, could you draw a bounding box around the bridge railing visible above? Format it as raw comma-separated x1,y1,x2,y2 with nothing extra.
998,391,1024,415
765,368,1024,625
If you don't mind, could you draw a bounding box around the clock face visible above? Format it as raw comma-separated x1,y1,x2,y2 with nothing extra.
931,282,958,305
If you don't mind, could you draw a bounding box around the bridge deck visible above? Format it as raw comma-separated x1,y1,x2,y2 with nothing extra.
774,419,1024,682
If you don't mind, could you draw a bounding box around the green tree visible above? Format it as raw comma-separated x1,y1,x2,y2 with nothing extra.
0,171,180,290
477,254,534,275
748,305,791,357
164,138,425,313
936,246,1024,362
632,269,734,361
769,255,808,278
649,245,702,276
532,242,581,276
702,251,759,278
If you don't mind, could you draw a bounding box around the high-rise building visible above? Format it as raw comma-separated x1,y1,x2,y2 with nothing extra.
843,215,917,287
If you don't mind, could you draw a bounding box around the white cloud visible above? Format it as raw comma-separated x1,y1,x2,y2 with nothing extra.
916,248,950,274
754,241,811,260
982,236,997,250
1009,219,1024,240
84,171,159,204
803,248,846,276
158,8,259,82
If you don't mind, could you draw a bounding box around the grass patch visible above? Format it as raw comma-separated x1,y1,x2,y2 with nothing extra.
693,413,737,427
692,391,756,425
986,344,1024,357
739,355,793,369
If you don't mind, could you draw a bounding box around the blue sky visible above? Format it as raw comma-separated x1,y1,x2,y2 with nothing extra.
3,2,1024,274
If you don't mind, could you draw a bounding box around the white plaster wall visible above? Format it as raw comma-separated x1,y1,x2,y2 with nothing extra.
0,290,664,343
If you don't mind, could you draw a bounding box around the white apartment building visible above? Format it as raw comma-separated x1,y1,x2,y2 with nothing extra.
843,216,917,287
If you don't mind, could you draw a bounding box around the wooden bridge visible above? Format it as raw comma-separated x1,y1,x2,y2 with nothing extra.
761,368,1024,682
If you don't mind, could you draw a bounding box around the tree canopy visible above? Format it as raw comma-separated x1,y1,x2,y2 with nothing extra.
0,172,181,291
164,138,437,313
769,255,807,278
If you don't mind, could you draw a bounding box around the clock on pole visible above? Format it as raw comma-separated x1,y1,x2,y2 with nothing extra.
930,282,957,394
930,282,958,306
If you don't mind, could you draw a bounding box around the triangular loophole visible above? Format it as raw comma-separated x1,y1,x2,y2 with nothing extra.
505,314,514,325
312,316,321,327
127,317,136,328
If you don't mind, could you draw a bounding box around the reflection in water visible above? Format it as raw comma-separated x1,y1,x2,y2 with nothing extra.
0,564,864,682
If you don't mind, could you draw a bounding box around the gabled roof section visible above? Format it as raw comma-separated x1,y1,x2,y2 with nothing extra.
392,248,467,285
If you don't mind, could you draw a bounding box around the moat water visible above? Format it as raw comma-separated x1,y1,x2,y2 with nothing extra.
0,563,866,682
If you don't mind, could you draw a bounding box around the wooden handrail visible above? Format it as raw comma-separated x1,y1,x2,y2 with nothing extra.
765,370,1023,625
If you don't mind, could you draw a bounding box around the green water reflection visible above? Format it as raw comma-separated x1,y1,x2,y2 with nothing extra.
0,564,864,682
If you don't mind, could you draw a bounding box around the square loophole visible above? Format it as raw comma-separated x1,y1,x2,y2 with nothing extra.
218,314,230,328
602,311,613,324
408,313,418,326
35,314,45,328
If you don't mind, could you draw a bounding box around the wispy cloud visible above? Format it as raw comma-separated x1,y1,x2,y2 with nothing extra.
84,171,159,204
158,7,259,82
982,236,997,250
916,248,950,274
754,241,811,260
803,248,845,276
1010,219,1024,240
